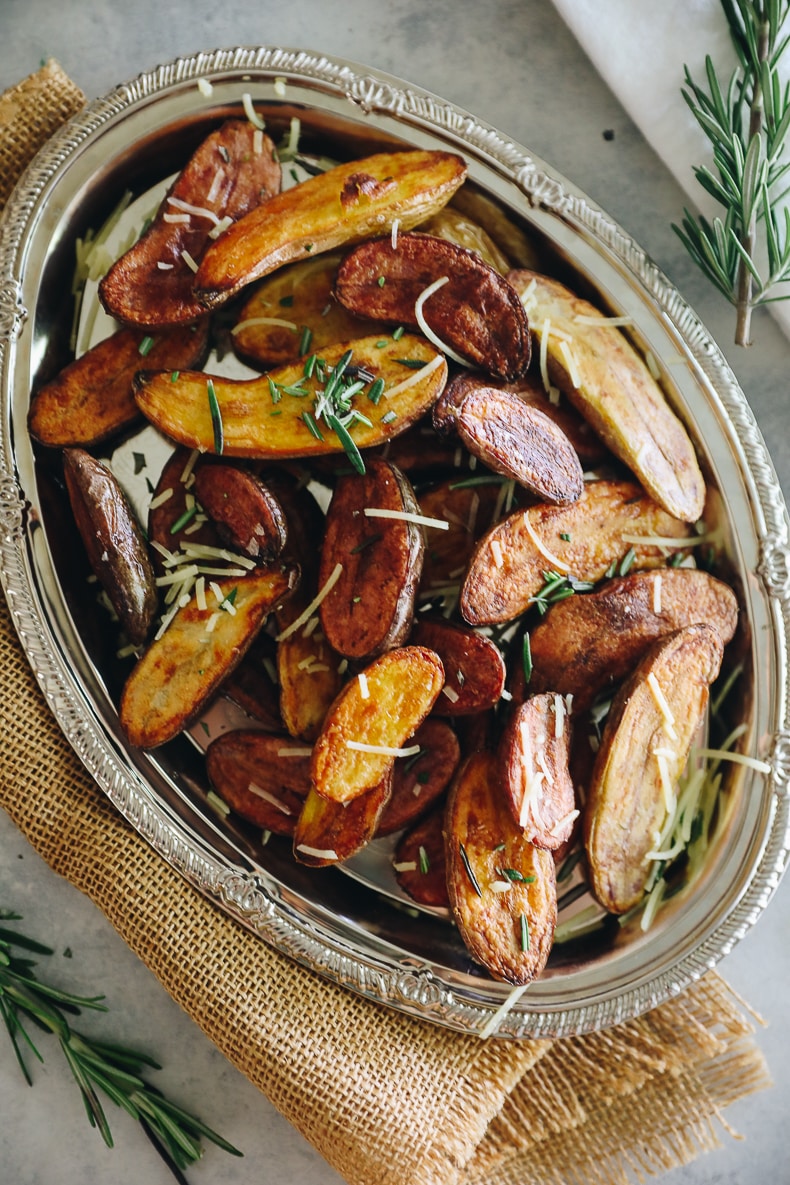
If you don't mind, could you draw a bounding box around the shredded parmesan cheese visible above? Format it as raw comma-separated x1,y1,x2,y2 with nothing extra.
391,218,400,249
380,351,444,401
490,880,513,894
276,563,343,641
148,487,174,510
231,316,299,335
345,740,421,758
522,516,571,572
358,672,370,699
442,685,460,703
167,195,222,225
553,694,566,738
181,250,199,273
242,92,265,130
414,276,472,367
558,339,582,389
296,844,339,861
490,538,504,569
647,672,678,741
163,212,191,225
538,319,551,392
197,77,214,97
477,984,530,1039
363,507,449,530
393,861,418,872
247,783,292,814
157,261,175,270
694,748,772,773
206,168,224,205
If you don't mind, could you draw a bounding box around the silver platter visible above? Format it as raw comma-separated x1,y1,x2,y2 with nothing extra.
1,47,789,1039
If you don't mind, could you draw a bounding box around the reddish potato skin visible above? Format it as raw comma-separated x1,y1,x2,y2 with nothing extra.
100,121,281,328
319,460,424,660
28,322,210,449
335,233,531,381
205,731,311,835
410,618,505,716
394,804,450,907
221,634,283,731
497,694,577,850
63,447,158,646
376,717,460,836
147,448,221,569
194,463,287,562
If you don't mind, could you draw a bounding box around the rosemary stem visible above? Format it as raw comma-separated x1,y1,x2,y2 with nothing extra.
735,17,771,346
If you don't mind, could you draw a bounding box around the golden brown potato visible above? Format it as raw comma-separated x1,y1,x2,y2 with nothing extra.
409,617,505,715
584,623,725,914
100,121,281,328
293,774,392,867
526,568,739,710
376,717,460,836
28,323,210,449
119,566,298,748
231,254,379,369
318,459,424,660
195,149,468,308
445,750,557,984
277,622,342,744
460,479,694,626
205,730,311,834
311,646,445,804
449,188,540,270
393,804,450,907
509,269,706,523
63,447,158,646
134,334,447,458
420,206,512,273
452,386,584,504
497,694,578,850
194,463,287,562
335,233,531,381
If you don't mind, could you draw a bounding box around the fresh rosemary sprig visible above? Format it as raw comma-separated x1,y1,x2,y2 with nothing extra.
673,0,790,345
0,909,241,1177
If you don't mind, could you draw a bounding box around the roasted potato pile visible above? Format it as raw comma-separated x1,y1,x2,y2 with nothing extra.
33,106,749,992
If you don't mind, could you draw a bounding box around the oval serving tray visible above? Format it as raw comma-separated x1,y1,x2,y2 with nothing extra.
1,47,789,1039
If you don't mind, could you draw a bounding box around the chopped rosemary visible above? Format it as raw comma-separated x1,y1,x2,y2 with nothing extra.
350,532,383,554
368,377,385,404
459,842,483,898
132,451,147,475
169,504,199,534
522,632,533,684
298,325,313,355
619,546,636,576
207,378,224,455
419,845,430,874
325,413,364,474
394,358,426,369
138,334,155,356
302,410,324,441
496,867,536,884
519,913,530,951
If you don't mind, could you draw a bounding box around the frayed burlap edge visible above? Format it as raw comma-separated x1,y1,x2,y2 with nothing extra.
0,60,775,1185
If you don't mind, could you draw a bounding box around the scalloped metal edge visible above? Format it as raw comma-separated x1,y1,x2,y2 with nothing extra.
1,46,789,1039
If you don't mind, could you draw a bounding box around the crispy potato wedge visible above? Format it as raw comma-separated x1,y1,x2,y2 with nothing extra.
452,386,584,504
497,694,578,849
460,479,694,626
376,717,460,836
134,334,447,457
194,149,467,309
119,566,298,748
194,462,287,562
100,121,281,328
449,188,540,269
433,370,608,466
420,207,511,273
335,233,531,381
205,730,311,835
445,750,557,984
319,459,424,660
231,254,379,368
410,617,505,715
526,568,739,711
584,623,724,914
311,646,445,804
277,623,342,743
28,323,210,449
510,269,706,522
293,773,392,867
221,633,283,731
147,448,221,569
63,447,158,646
417,477,506,598
393,804,450,907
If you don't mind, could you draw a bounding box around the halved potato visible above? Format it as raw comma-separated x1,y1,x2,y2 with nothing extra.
584,623,725,914
445,750,557,984
526,568,739,710
335,233,531,381
63,447,158,646
205,730,311,835
194,462,287,562
509,269,706,522
497,694,578,849
231,253,378,368
409,617,505,715
100,121,281,327
29,322,210,448
311,645,445,804
134,334,447,458
420,206,512,273
195,149,468,308
460,479,694,626
119,565,298,748
376,717,460,836
318,459,424,660
293,774,392,867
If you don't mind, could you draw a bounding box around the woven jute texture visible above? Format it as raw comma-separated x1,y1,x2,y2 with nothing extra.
0,61,773,1185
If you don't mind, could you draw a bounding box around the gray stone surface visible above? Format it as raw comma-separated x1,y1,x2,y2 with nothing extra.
1,3,788,1182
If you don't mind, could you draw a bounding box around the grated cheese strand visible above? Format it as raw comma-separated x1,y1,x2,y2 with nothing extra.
296,844,339,861
363,507,449,530
231,316,298,335
276,562,343,641
414,277,473,368
247,783,293,815
522,516,571,573
345,740,421,758
647,672,678,741
477,984,530,1039
379,351,444,401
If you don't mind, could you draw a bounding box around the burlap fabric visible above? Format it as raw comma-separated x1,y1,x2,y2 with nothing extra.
0,61,773,1185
